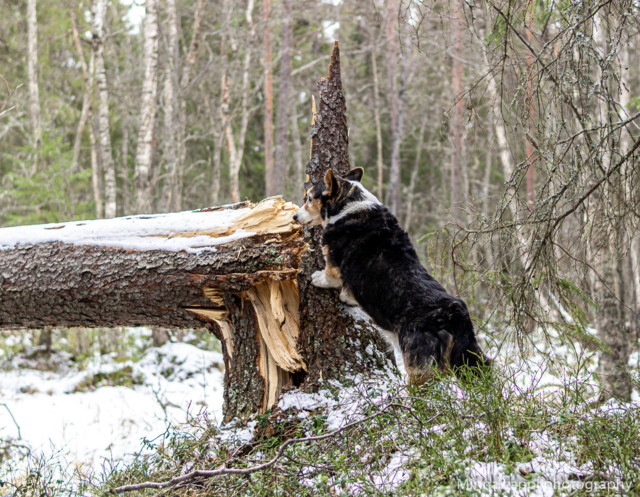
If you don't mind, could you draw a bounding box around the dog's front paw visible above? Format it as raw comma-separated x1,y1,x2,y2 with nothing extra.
312,270,333,288
339,288,359,306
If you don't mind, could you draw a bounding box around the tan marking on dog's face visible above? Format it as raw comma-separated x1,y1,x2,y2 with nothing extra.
293,187,323,226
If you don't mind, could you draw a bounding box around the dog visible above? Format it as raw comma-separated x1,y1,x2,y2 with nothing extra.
293,167,491,383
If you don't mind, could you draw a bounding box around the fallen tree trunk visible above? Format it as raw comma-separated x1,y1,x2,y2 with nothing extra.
0,197,311,420
0,197,302,329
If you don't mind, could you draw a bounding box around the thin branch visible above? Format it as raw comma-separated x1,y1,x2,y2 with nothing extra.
110,402,407,494
0,74,19,116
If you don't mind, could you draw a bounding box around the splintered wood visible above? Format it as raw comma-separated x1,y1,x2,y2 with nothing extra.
179,196,300,239
184,196,307,412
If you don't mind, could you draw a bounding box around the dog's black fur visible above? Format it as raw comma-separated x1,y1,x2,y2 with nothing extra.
294,167,490,382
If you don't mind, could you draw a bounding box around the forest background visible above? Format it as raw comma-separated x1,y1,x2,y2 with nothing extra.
1,0,640,403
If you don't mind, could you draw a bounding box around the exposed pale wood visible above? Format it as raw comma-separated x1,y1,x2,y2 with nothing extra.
180,196,299,238
246,281,305,372
185,308,229,321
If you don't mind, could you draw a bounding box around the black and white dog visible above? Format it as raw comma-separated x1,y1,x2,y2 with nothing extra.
293,167,490,383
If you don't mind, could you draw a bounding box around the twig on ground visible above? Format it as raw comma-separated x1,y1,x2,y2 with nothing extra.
109,402,419,494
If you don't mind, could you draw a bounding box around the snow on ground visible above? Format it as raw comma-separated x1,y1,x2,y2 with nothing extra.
0,339,225,476
0,204,251,253
0,321,637,495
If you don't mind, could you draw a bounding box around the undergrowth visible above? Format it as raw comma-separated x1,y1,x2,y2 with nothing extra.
92,367,640,497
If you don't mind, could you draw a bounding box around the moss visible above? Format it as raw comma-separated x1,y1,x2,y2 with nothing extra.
73,365,143,392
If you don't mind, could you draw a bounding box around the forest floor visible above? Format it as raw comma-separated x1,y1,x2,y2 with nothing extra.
0,328,225,492
0,324,639,496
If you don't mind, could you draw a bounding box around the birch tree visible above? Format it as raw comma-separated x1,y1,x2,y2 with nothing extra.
92,0,116,218
27,0,41,172
134,0,160,214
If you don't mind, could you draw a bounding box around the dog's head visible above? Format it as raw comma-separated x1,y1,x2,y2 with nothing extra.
293,167,377,226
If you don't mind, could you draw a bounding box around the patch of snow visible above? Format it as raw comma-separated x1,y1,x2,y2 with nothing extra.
0,205,252,253
370,449,414,491
218,420,258,446
0,341,225,475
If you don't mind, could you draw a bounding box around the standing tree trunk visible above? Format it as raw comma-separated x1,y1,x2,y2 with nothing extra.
290,103,304,198
134,0,160,214
384,0,402,216
524,0,536,210
161,0,179,213
263,0,275,196
174,0,205,211
449,0,466,221
594,12,633,402
92,0,116,218
404,116,427,232
273,0,293,196
71,6,102,219
27,0,41,172
369,26,384,199
220,0,255,203
297,41,390,386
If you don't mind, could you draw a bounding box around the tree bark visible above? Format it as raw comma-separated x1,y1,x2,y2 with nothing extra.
290,102,304,198
220,0,255,203
273,0,293,196
384,0,401,216
92,0,116,218
594,11,633,402
134,0,160,214
449,0,466,221
369,27,384,199
404,116,427,232
524,0,536,210
174,0,205,211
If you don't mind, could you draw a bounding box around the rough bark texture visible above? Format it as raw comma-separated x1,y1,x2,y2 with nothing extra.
0,234,302,329
1,197,309,422
297,42,391,387
221,292,266,421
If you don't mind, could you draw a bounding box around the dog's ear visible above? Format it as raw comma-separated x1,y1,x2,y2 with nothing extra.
344,167,364,182
323,169,339,197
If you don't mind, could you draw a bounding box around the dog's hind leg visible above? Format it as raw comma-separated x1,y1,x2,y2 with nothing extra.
399,325,446,385
339,287,358,306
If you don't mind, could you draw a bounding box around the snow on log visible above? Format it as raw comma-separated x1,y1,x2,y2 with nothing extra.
0,197,307,420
